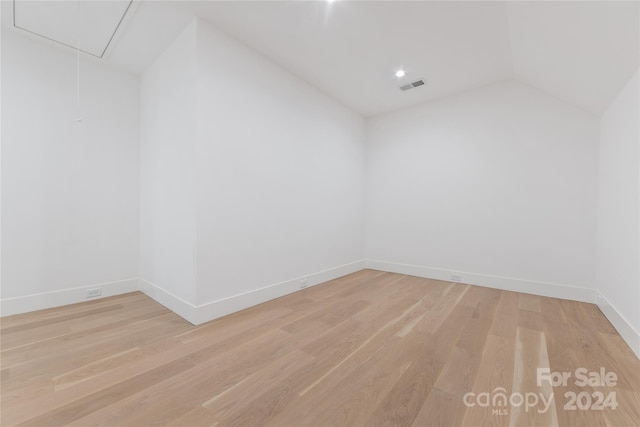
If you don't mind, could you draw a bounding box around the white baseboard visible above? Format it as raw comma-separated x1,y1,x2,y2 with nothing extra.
140,260,366,325
3,261,637,361
367,260,640,360
365,260,597,304
0,278,139,317
192,260,365,325
138,279,199,324
596,292,640,360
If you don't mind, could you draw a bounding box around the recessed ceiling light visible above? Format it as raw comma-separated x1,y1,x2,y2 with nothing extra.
327,0,337,3
395,69,406,78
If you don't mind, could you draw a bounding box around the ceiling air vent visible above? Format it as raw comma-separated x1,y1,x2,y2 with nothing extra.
400,79,427,91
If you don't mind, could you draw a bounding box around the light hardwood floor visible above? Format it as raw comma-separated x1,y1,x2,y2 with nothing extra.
1,270,639,426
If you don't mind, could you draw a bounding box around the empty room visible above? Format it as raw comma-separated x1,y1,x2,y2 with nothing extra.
1,0,639,426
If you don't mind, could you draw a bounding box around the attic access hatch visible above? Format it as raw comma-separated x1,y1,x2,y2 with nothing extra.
13,0,133,58
400,79,427,91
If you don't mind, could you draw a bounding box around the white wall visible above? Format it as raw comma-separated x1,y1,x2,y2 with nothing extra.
194,20,365,307
139,21,198,308
1,29,139,314
7,13,635,361
597,69,640,356
137,19,365,323
366,81,599,299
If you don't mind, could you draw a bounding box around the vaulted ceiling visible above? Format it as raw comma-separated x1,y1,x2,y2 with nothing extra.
4,1,639,117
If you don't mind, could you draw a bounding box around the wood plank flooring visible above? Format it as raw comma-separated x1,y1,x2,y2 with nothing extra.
1,269,639,426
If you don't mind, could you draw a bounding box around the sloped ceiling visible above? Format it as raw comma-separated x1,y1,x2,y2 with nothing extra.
186,1,514,117
507,1,639,115
3,1,639,117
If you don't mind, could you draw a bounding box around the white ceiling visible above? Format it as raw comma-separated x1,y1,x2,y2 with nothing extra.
3,1,639,117
186,1,514,117
507,1,640,115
